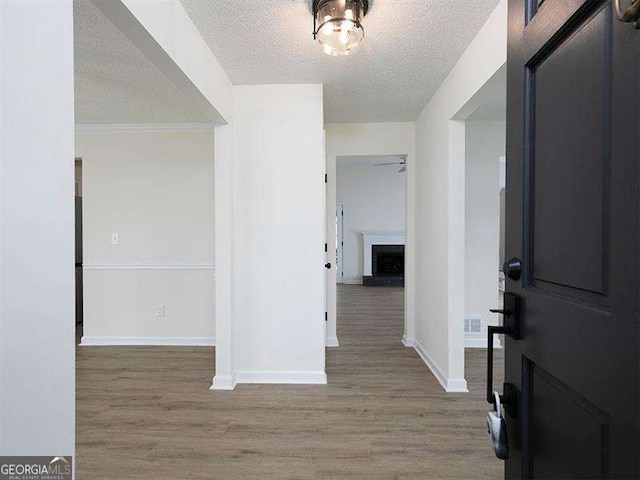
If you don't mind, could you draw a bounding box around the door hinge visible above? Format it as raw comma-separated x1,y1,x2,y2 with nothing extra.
325,174,328,183
325,311,328,322
325,243,328,252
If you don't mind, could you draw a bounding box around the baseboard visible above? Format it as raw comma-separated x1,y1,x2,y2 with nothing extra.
80,336,215,347
326,336,339,347
413,339,469,393
401,335,414,347
210,374,237,391
446,377,470,392
465,335,502,349
234,371,328,385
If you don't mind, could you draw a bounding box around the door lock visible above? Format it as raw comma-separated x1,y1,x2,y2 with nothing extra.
614,0,640,28
502,257,522,281
487,391,509,460
487,293,521,418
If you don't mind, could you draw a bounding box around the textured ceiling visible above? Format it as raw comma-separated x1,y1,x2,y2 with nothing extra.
74,0,209,125
180,0,502,123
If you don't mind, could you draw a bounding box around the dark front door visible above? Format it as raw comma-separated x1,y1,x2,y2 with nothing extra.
504,1,639,478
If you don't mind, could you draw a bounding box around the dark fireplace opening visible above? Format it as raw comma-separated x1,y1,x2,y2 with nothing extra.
376,252,404,276
364,244,405,286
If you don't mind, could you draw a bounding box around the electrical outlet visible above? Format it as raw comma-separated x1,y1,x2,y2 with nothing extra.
110,232,119,245
155,304,166,318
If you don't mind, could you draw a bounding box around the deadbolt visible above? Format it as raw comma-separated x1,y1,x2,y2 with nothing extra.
503,257,522,281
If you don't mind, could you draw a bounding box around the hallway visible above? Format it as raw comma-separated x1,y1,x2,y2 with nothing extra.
76,285,503,479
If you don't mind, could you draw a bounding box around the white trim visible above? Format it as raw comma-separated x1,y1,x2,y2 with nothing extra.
401,335,414,347
342,277,363,285
83,264,215,271
413,339,448,390
79,336,215,347
210,374,237,391
234,371,328,385
413,339,469,393
326,336,339,347
446,378,470,392
75,123,215,132
465,335,502,349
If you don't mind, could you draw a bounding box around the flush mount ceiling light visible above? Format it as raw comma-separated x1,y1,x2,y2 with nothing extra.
312,0,369,56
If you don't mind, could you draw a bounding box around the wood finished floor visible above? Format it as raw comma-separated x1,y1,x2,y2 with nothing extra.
76,285,504,479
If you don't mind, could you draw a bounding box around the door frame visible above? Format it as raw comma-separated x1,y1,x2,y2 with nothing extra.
324,128,416,349
336,203,344,283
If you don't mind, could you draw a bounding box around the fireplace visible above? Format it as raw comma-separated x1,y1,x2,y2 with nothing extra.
361,232,406,286
364,245,405,286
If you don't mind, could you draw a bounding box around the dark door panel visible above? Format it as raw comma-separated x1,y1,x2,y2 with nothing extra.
530,6,609,297
528,360,609,480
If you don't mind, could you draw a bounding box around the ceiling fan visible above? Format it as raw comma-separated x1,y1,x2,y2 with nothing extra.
374,158,406,173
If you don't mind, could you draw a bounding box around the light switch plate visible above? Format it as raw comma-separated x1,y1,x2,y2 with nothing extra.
110,233,119,245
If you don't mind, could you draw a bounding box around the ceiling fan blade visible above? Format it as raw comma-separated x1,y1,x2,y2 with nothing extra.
398,166,406,173
375,162,404,166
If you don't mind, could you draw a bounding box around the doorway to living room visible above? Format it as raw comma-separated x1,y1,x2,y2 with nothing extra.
336,155,406,287
332,154,407,351
324,123,415,350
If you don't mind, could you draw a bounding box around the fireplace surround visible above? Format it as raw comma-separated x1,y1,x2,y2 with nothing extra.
361,232,406,286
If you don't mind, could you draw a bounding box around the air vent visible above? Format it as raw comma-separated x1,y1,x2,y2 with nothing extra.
465,316,482,334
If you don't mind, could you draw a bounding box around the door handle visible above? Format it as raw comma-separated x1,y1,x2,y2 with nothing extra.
325,263,332,269
614,0,640,27
487,292,521,418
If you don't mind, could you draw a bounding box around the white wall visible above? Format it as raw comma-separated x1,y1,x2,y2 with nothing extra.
336,162,406,283
76,127,215,344
465,121,505,347
325,123,416,347
413,0,507,392
221,85,326,385
0,0,75,457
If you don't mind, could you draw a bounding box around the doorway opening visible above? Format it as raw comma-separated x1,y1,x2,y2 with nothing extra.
332,154,407,348
455,64,507,393
73,0,218,472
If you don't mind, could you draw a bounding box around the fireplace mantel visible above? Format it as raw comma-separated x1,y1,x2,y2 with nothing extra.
362,232,406,277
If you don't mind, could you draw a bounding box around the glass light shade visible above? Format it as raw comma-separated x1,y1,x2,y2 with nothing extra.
314,0,366,56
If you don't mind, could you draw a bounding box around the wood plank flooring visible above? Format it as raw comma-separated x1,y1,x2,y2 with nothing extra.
76,285,504,479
